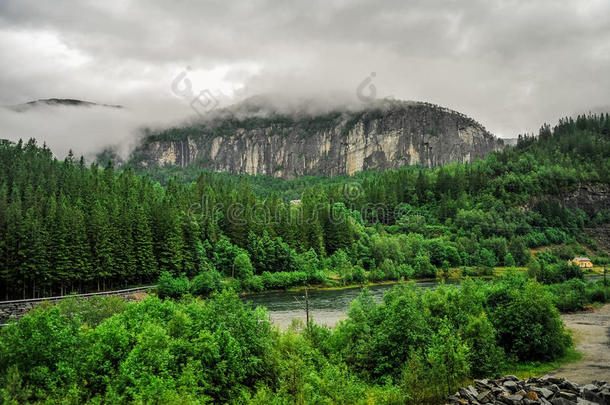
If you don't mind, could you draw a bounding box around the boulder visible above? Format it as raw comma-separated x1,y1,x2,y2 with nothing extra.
447,377,608,405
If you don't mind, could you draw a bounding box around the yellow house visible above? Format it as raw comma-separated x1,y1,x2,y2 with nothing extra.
569,257,593,268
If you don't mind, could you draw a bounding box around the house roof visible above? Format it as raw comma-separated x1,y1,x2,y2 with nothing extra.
573,257,591,261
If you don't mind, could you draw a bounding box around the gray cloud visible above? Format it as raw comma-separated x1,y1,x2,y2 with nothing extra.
1,0,609,158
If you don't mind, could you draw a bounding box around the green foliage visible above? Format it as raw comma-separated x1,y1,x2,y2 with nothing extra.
0,275,592,404
2,112,610,299
258,271,310,290
461,312,506,377
413,252,436,278
479,248,497,268
586,283,609,303
487,277,571,361
191,268,222,296
233,252,254,279
547,278,587,312
1,293,275,403
537,262,584,285
2,112,610,402
157,272,191,299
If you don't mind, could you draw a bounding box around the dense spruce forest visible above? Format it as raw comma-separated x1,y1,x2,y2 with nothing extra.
1,114,609,300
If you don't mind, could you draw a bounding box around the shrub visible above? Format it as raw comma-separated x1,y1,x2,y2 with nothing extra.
225,277,242,291
56,295,127,327
157,272,190,299
587,285,608,303
461,313,505,377
0,304,84,396
260,271,309,290
462,267,478,277
550,245,574,261
479,248,497,267
400,320,470,404
379,259,398,280
352,266,367,283
397,264,415,279
539,262,583,285
242,275,265,292
191,269,222,296
369,268,386,282
545,227,568,244
308,270,326,284
524,231,548,247
233,252,254,279
548,279,587,312
413,253,436,278
488,279,571,361
537,251,558,265
334,285,432,380
478,266,494,276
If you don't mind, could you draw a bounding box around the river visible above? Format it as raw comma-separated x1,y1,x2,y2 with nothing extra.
242,279,456,328
243,275,605,329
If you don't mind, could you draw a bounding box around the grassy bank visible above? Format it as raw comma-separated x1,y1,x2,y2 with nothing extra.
503,347,582,379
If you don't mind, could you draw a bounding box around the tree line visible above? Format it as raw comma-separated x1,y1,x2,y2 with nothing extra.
0,113,609,299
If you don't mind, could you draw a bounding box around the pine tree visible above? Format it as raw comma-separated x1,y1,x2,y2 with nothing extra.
158,218,185,275
21,207,49,298
132,206,158,283
0,183,9,299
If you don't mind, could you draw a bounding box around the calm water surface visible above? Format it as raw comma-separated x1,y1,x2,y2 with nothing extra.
242,280,456,328
242,275,605,328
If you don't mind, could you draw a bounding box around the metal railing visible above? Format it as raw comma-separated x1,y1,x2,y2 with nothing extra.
0,285,156,305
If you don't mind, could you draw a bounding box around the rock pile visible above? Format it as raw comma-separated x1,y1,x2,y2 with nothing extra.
447,375,609,404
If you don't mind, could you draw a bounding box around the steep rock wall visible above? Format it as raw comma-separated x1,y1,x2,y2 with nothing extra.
132,101,504,178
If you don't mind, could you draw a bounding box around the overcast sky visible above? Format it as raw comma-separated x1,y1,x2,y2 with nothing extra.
1,0,609,157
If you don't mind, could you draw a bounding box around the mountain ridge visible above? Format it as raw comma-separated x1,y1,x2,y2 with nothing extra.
6,98,123,111
129,99,504,179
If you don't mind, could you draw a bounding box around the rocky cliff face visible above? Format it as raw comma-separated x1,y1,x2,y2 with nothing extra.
131,100,503,178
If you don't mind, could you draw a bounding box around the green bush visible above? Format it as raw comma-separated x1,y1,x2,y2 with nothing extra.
548,278,587,312
478,266,494,276
413,253,436,278
307,269,326,284
539,262,583,285
0,278,580,404
233,252,254,279
379,259,398,280
243,275,265,292
369,267,386,282
461,313,505,377
56,295,127,327
260,271,309,290
333,285,432,380
587,284,608,303
352,266,367,283
191,269,222,296
0,304,84,395
488,278,571,361
400,321,470,404
462,267,478,277
504,253,516,267
479,248,497,267
397,264,415,279
157,272,190,299
225,277,242,291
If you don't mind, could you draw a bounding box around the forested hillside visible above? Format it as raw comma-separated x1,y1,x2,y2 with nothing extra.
0,114,609,300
